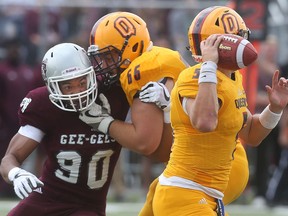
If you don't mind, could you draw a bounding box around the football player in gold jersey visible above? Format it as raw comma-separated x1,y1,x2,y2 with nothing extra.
138,6,250,215
149,6,288,216
79,11,188,161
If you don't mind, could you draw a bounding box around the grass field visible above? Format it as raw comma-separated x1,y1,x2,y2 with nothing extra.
1,200,288,216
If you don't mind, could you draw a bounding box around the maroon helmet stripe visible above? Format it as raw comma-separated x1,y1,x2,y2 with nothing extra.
192,6,219,55
90,24,97,45
89,13,111,45
90,34,94,45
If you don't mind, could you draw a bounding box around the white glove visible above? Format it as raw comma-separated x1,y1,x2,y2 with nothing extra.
139,81,171,123
79,93,114,134
8,167,44,199
139,81,171,112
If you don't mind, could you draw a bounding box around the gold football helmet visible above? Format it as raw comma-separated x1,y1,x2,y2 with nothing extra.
88,12,152,88
188,6,250,62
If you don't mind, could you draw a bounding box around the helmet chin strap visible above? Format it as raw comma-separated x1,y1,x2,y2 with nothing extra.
120,36,129,54
118,36,130,68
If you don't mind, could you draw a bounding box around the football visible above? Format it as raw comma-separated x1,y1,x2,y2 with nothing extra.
218,34,258,71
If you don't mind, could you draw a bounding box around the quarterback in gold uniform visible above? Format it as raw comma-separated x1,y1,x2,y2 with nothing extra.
152,63,247,216
151,6,288,216
139,7,251,215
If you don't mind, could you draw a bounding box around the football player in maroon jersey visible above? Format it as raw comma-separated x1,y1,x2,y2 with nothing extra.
0,43,129,216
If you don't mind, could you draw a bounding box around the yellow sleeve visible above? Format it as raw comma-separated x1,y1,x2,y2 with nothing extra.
119,46,187,105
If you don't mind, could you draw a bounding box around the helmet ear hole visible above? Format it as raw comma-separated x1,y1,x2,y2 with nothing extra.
132,43,139,52
215,18,220,27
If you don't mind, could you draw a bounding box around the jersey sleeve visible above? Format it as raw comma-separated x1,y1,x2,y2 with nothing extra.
120,46,187,105
177,66,200,99
18,87,54,133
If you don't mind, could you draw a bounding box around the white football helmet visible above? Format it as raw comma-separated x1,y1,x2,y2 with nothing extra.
41,43,97,112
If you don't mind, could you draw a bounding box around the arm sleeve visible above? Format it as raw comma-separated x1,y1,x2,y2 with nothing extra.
18,125,45,143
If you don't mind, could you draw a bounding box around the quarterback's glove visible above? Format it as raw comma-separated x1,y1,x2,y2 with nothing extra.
8,167,44,199
79,93,114,134
139,81,171,123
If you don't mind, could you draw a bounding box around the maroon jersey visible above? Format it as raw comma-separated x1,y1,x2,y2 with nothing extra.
9,85,129,216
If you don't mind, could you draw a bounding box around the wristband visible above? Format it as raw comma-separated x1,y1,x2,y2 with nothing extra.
198,61,217,84
164,111,171,124
8,167,21,182
259,105,282,129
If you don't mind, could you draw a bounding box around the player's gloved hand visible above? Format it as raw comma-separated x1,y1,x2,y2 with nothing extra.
139,81,171,112
8,167,44,199
139,81,171,123
79,93,114,134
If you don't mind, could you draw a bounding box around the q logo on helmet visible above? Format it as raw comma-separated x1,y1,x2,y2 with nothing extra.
114,17,136,38
221,13,240,34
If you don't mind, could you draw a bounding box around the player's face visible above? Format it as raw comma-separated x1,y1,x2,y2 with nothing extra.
59,75,89,109
89,47,122,88
59,75,88,95
97,48,120,77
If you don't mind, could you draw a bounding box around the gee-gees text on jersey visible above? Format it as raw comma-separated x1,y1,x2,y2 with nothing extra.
60,134,115,145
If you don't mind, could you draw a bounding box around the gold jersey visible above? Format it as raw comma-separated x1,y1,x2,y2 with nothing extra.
164,63,248,193
119,46,188,105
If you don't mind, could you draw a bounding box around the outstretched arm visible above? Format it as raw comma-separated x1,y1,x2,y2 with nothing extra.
80,94,164,157
239,70,288,146
109,98,164,156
